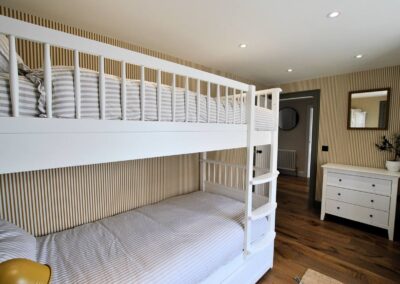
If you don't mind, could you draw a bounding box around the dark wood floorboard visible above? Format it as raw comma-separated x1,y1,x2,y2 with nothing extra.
258,175,400,284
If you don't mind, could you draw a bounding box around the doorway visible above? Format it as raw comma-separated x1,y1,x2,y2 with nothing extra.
277,90,320,207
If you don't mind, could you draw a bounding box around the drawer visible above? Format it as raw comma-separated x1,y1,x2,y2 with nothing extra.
327,172,391,196
325,199,389,228
326,186,390,212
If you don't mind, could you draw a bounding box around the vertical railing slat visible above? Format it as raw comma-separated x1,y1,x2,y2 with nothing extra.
43,43,52,118
240,90,243,124
207,82,210,123
8,35,19,117
121,61,127,120
244,85,256,254
216,84,220,123
172,73,176,122
225,87,228,123
233,89,236,124
157,69,162,121
196,79,200,123
185,76,189,122
99,55,105,120
74,50,81,119
140,65,145,121
200,152,207,191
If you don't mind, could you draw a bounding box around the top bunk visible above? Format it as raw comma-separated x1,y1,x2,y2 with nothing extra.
0,15,281,174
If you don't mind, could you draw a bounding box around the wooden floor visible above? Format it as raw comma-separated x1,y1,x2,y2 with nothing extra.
258,175,400,284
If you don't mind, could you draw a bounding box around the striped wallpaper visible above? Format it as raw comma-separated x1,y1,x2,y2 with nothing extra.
0,6,255,236
0,155,199,236
215,66,400,201
280,65,400,200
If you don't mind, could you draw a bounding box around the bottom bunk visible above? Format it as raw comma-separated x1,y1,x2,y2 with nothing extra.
15,191,270,283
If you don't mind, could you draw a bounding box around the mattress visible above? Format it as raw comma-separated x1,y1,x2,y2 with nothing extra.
0,67,272,129
36,191,268,284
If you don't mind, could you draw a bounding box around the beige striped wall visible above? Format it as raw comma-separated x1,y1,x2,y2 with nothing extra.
214,66,400,201
0,156,199,237
0,6,258,236
280,66,400,200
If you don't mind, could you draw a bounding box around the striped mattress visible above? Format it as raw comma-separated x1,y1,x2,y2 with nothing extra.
36,191,268,284
0,67,273,129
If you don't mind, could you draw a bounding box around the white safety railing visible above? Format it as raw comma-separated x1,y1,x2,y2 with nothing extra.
0,15,275,125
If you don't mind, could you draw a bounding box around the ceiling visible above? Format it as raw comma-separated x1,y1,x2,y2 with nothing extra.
1,0,400,86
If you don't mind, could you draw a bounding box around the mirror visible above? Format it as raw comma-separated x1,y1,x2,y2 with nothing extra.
279,107,299,130
348,88,390,129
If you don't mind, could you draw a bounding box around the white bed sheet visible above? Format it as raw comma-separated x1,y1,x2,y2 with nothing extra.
36,191,268,284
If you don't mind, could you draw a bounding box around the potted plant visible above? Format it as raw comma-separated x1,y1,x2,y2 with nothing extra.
375,134,400,172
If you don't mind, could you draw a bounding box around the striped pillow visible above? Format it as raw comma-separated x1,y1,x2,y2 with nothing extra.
0,34,25,73
0,219,37,262
37,67,123,119
0,73,41,117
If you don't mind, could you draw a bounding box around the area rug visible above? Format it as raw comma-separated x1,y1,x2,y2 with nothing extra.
295,269,343,284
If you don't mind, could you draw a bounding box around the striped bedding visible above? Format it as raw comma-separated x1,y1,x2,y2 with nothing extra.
0,67,272,129
36,191,268,284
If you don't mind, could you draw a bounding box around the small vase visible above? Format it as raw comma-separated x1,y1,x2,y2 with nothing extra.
386,160,400,172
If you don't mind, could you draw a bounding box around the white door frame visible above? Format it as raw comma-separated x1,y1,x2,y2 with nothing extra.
306,105,314,178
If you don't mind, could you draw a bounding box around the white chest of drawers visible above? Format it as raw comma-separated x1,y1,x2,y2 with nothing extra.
320,163,400,240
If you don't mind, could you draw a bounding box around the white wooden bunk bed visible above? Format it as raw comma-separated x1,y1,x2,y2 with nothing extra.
0,15,281,284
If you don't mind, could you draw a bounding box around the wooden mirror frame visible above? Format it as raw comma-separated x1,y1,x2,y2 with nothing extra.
347,88,391,130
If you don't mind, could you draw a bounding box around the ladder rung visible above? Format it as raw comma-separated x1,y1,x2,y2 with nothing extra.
251,171,279,185
248,231,276,254
250,202,277,221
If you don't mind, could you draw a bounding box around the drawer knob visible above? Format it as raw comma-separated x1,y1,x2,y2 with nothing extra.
337,193,341,196
339,179,342,182
369,214,373,218
372,184,375,187
371,200,374,203
337,206,340,210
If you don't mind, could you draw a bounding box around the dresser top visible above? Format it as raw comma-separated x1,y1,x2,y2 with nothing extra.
322,163,400,178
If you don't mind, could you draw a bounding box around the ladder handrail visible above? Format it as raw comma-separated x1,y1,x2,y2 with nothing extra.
244,85,256,254
244,87,281,255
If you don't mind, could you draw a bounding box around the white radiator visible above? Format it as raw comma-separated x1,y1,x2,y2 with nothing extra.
278,149,296,172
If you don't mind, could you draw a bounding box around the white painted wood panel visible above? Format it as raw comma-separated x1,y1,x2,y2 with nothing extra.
0,124,271,174
321,163,399,240
327,172,391,196
326,185,390,212
325,199,389,229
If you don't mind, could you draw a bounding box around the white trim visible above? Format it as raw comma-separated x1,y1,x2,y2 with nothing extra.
8,35,19,117
121,61,127,120
43,43,52,118
99,56,106,119
74,50,81,119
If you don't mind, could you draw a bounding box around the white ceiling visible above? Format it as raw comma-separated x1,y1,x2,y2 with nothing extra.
1,0,400,86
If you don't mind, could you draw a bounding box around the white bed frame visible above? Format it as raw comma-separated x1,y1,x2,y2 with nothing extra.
0,15,281,284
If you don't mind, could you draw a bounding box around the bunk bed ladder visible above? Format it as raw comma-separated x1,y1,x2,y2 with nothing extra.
244,87,281,256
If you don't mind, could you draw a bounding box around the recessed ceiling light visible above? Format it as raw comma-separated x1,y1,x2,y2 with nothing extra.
327,11,341,18
239,43,247,48
287,68,293,73
355,54,363,59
